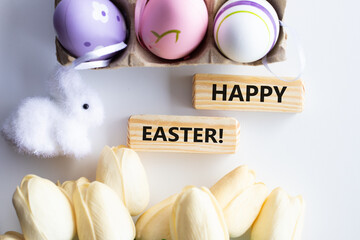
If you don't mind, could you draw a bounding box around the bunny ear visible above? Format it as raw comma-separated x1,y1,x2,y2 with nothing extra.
48,65,85,100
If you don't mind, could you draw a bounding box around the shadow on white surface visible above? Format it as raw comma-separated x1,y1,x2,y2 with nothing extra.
167,70,194,111
231,228,251,240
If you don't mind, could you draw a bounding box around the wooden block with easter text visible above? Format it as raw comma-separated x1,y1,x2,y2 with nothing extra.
127,115,240,154
193,74,305,112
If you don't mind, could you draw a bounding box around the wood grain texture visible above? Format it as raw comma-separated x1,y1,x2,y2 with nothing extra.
193,74,305,113
128,115,240,154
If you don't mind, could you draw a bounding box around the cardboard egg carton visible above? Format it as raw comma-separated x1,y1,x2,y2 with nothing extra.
55,0,287,68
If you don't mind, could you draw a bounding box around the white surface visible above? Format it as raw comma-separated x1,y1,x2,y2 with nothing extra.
0,0,359,239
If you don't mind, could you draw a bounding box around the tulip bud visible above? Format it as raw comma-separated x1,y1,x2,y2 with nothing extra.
59,177,90,203
0,232,24,240
12,175,76,240
136,194,178,240
251,187,305,240
210,165,268,238
73,181,135,240
170,186,228,240
96,146,150,216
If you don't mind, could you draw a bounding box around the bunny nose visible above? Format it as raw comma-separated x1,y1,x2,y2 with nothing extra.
83,104,89,110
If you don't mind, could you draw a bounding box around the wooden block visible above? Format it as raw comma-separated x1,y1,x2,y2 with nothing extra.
128,115,240,154
193,74,305,113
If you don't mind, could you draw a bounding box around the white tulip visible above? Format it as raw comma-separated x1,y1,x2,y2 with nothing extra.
136,194,178,240
73,181,135,240
211,165,268,238
12,175,76,240
251,187,305,240
0,232,24,240
96,146,150,216
170,186,228,240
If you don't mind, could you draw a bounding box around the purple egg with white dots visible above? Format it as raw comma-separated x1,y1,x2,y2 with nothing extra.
54,0,127,60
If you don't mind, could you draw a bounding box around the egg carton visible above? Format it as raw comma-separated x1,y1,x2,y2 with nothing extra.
55,0,287,68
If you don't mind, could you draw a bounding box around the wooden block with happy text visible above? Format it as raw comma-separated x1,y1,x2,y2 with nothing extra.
128,115,240,154
193,74,305,112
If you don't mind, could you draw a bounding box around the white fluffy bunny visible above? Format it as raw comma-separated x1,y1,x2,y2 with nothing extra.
2,66,104,158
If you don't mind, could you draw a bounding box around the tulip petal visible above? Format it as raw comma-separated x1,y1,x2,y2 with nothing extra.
61,177,90,199
119,147,150,215
13,175,76,240
87,182,135,240
210,165,268,238
96,146,125,202
211,165,256,209
96,146,150,216
292,196,305,240
73,182,96,240
25,177,76,240
74,181,135,240
223,183,268,238
171,186,228,240
136,194,178,240
0,231,24,240
251,187,305,240
12,187,46,240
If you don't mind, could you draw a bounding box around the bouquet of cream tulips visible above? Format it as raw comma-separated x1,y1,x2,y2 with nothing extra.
1,146,304,240
136,165,305,240
1,146,149,240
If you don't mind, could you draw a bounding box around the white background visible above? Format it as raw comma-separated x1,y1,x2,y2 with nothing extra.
0,0,359,239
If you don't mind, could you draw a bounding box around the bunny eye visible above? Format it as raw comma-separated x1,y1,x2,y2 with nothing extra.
83,104,89,110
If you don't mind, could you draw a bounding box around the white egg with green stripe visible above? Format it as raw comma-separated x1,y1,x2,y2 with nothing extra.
214,0,280,63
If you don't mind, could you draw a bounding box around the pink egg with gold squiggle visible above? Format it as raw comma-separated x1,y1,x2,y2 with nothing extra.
137,0,208,60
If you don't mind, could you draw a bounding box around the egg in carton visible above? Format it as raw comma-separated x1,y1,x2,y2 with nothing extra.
54,0,287,68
